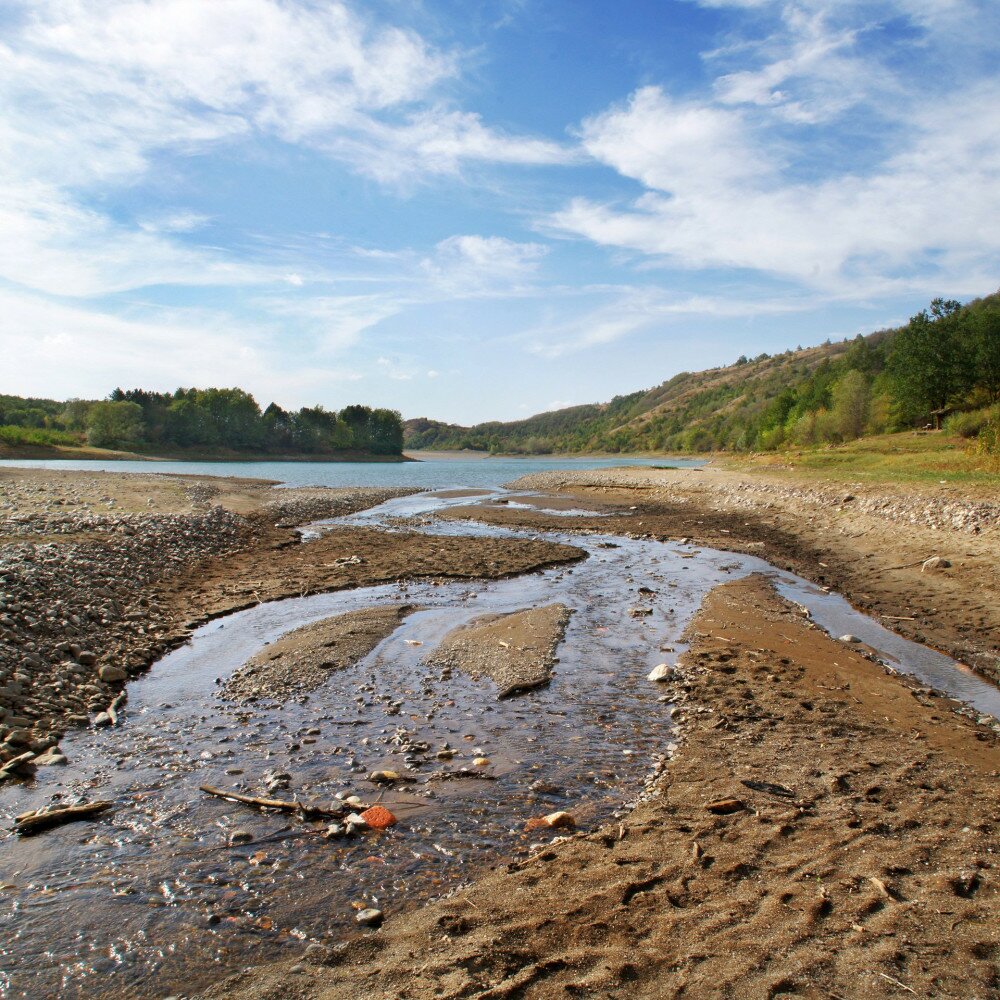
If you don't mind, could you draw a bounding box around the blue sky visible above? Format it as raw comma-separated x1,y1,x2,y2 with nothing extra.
2,0,999,424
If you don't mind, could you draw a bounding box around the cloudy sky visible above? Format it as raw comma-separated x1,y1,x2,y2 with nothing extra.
2,0,998,423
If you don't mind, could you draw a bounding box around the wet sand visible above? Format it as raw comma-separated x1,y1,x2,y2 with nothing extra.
222,605,418,704
427,604,571,698
202,574,1000,1000
444,465,1000,685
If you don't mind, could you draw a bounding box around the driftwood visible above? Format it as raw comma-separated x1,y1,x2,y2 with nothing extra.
0,751,36,779
14,800,114,835
200,785,341,819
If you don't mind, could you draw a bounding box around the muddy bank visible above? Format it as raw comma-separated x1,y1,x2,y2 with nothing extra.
202,573,1000,1000
427,604,571,698
0,469,581,769
441,466,1000,685
222,605,417,704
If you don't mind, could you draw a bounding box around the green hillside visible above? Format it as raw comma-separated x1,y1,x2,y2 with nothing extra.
405,293,1000,456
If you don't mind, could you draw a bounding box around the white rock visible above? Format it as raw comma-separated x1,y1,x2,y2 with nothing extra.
648,663,674,682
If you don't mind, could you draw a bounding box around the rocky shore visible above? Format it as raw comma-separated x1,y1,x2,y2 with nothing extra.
0,470,418,769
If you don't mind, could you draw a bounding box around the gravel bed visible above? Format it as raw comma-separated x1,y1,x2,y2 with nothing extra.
0,483,415,762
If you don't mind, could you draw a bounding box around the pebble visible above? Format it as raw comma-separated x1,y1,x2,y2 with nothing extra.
355,908,384,928
648,663,674,682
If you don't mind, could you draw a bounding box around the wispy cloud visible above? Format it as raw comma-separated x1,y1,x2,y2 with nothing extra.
550,2,1000,296
0,0,572,298
526,287,807,358
0,288,364,403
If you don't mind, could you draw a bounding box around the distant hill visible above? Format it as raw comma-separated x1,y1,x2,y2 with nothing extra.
405,291,999,454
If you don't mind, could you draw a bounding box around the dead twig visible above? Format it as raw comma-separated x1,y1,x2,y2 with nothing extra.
14,801,114,835
878,972,917,994
200,785,340,819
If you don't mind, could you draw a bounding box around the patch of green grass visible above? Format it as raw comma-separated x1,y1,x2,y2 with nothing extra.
0,425,82,447
723,431,999,489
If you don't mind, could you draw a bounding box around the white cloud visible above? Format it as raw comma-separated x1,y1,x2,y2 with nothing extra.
0,0,572,298
0,288,363,404
578,86,771,194
526,287,806,358
551,0,1000,297
421,234,548,294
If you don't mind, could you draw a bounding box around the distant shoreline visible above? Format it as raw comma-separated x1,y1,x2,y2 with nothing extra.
0,443,415,463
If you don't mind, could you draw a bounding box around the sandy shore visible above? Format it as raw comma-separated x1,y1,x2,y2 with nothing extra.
1,464,998,998
427,603,571,698
450,466,1000,685
202,573,999,1000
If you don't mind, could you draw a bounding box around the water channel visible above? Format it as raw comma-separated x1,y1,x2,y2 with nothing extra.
1,489,997,999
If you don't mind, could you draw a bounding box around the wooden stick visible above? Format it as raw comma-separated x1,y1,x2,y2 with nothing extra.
199,785,340,819
14,801,114,835
878,972,917,994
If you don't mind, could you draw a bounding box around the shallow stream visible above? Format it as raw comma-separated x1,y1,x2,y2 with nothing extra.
1,490,997,999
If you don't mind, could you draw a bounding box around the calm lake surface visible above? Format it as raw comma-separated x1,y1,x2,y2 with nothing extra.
0,454,703,490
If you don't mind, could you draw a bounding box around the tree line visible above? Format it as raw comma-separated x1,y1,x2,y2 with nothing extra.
405,292,1000,456
1,387,404,456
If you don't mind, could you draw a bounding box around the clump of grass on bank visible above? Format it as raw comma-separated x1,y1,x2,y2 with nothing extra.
722,430,1000,488
0,425,82,448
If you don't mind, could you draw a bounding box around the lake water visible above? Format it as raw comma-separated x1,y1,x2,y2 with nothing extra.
0,454,702,490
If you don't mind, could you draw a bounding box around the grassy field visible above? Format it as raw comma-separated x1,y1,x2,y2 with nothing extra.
724,431,999,489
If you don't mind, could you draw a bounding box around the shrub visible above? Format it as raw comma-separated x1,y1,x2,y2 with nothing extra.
944,405,1000,438
0,425,81,447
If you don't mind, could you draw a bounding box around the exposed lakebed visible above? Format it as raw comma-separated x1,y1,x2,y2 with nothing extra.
1,490,997,1000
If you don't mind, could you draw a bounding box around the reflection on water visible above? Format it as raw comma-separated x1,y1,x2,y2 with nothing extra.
0,491,995,999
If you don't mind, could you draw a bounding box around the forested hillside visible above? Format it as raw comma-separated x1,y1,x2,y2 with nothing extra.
406,293,1000,456
0,387,404,457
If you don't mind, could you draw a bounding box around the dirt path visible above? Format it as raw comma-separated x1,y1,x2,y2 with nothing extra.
201,573,1000,1000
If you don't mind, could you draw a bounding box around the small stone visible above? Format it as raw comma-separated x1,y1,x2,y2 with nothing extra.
368,769,400,784
544,811,576,829
93,712,112,728
344,812,368,831
472,757,490,767
228,829,254,846
705,798,746,815
921,556,951,573
355,908,383,928
360,805,397,830
77,651,98,666
98,665,128,683
647,663,674,682
303,943,329,964
838,634,861,644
